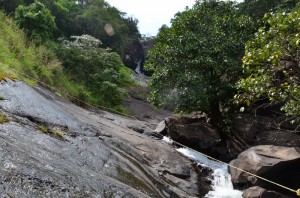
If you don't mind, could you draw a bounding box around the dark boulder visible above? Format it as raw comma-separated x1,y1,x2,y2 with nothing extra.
165,116,221,150
233,114,300,147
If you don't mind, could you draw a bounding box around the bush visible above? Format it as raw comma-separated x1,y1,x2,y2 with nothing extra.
14,1,56,43
59,34,135,109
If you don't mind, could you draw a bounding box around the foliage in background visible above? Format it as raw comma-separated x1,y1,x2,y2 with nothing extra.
0,0,33,14
14,1,56,42
36,0,79,37
59,34,135,108
69,0,141,54
236,4,300,123
146,0,255,130
0,0,141,54
238,0,298,22
0,11,133,111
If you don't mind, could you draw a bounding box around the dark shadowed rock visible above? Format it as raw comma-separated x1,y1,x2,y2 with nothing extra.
229,145,300,197
256,130,300,146
165,116,220,150
233,114,300,147
121,40,145,71
233,114,274,145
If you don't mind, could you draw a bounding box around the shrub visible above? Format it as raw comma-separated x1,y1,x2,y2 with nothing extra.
14,1,56,43
52,129,64,138
0,113,9,124
59,34,134,109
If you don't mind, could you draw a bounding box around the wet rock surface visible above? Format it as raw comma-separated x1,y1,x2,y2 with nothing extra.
0,80,210,197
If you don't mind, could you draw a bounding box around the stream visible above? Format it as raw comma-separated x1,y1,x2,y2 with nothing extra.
177,148,242,198
163,137,242,198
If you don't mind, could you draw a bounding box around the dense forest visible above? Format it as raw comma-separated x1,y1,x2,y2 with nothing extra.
0,0,299,133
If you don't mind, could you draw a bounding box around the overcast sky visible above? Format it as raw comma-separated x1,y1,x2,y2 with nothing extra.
106,0,196,36
106,0,244,36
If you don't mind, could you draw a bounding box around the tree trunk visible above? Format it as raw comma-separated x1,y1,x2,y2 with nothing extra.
209,99,223,132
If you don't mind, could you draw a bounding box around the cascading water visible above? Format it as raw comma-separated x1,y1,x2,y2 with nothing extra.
177,148,242,198
162,137,242,198
135,58,142,74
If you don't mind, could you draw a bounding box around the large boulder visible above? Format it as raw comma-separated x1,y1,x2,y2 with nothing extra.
242,186,289,198
229,145,300,197
165,116,221,150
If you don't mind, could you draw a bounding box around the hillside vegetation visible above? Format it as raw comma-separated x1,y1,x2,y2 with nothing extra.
0,10,134,111
0,11,60,85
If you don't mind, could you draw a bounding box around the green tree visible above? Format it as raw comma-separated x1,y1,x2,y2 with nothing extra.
14,1,56,42
59,34,133,108
38,0,79,37
0,0,33,14
70,0,140,54
238,0,298,22
146,0,255,130
236,4,300,123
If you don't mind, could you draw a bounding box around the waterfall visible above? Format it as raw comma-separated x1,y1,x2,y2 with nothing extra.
135,58,142,74
177,148,242,198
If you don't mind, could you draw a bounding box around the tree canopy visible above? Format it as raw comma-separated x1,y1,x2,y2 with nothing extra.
238,0,298,22
14,1,56,42
1,0,141,53
146,0,255,129
59,34,134,108
236,4,300,123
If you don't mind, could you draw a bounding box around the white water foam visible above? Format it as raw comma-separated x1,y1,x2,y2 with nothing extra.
177,148,242,198
135,58,142,74
162,136,173,144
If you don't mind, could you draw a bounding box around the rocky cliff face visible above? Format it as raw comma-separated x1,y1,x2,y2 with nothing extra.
0,79,211,197
121,40,145,71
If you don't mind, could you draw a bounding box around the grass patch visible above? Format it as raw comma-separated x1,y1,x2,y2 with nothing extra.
37,125,48,133
52,129,64,138
37,124,64,139
0,113,9,124
0,72,18,82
